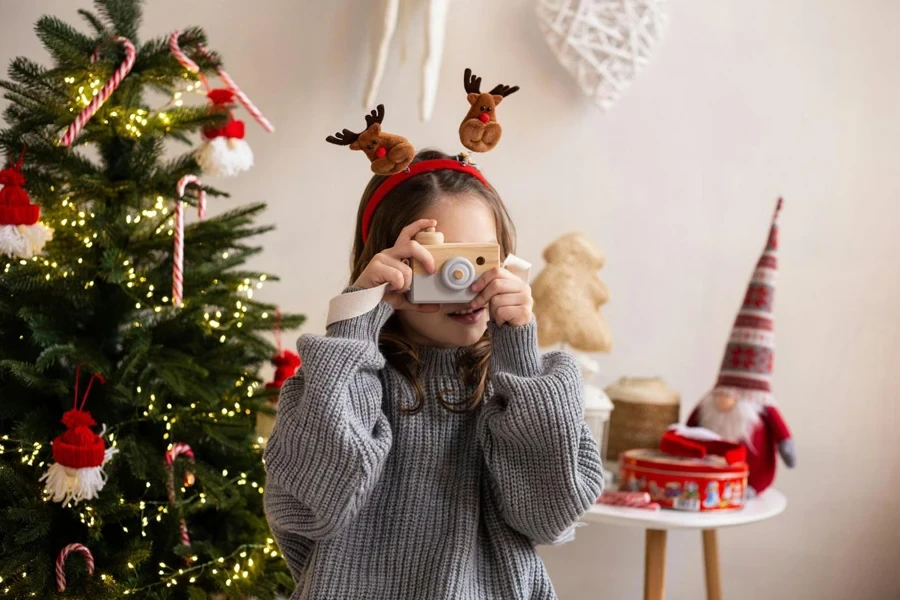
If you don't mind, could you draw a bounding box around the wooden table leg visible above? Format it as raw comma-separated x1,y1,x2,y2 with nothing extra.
644,529,667,600
702,529,722,600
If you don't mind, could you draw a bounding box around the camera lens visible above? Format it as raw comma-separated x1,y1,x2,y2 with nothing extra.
441,257,476,290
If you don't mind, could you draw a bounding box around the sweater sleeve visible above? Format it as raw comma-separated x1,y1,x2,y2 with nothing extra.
263,298,395,541
477,319,605,546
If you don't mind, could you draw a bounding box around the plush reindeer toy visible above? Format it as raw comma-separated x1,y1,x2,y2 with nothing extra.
326,105,416,175
459,68,519,153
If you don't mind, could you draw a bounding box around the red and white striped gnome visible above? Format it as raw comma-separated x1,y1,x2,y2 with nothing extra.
40,370,118,504
194,88,254,177
0,151,53,259
687,199,795,495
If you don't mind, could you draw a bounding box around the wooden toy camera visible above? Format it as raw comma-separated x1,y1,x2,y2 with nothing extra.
408,227,500,303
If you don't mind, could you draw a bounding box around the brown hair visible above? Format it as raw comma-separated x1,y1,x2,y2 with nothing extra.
349,149,516,414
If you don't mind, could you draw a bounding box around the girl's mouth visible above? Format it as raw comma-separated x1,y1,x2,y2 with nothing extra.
447,307,485,325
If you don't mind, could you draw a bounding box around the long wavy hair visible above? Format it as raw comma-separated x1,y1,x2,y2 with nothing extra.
349,149,516,414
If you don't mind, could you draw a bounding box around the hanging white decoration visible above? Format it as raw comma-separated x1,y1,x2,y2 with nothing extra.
536,0,669,111
364,0,452,122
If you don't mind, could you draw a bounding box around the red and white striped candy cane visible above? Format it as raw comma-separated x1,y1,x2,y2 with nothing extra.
60,36,136,147
56,543,95,592
165,443,195,559
168,30,274,133
172,175,207,307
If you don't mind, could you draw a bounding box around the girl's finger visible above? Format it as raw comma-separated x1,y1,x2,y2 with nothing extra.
468,278,523,310
488,292,530,311
469,267,515,294
395,219,438,245
375,263,406,291
387,240,435,274
378,255,413,291
493,306,522,327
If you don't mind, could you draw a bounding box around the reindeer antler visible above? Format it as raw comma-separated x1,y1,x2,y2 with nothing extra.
464,68,482,94
365,104,385,128
325,128,361,146
489,83,520,98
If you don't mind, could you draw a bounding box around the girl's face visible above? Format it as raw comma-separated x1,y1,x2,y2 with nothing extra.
396,195,497,348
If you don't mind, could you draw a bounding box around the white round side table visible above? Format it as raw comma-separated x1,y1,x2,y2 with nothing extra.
583,489,787,600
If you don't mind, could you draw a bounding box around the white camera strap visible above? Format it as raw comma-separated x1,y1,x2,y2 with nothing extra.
326,254,532,326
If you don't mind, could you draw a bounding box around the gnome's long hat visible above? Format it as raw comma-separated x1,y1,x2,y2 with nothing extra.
714,199,782,405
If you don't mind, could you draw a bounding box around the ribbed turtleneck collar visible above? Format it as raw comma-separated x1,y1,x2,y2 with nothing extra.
414,344,466,376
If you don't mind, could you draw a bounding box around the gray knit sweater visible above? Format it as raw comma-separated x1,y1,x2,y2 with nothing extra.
263,299,604,599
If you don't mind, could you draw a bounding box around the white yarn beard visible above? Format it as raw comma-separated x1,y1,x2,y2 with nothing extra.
697,392,763,446
39,447,117,505
0,223,53,259
195,137,254,177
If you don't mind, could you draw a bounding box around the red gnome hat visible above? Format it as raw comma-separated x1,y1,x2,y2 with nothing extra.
195,88,254,178
714,199,782,406
0,155,39,226
202,88,246,141
53,408,106,470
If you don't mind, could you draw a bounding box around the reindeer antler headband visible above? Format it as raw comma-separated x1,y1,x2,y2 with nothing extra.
326,68,519,243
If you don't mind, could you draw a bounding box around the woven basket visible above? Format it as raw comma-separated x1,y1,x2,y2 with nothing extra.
605,377,680,461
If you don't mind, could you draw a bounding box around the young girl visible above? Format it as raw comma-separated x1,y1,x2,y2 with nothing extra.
263,149,605,599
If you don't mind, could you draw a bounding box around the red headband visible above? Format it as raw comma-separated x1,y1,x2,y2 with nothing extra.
361,158,490,244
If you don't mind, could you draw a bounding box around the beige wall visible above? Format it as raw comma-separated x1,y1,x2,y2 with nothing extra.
3,1,899,598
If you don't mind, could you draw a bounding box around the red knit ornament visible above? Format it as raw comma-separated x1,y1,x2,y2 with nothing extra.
0,153,39,226
201,88,247,141
266,350,301,391
195,88,253,177
40,368,117,505
53,409,106,469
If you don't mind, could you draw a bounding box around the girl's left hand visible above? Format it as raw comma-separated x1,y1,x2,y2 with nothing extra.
467,267,534,327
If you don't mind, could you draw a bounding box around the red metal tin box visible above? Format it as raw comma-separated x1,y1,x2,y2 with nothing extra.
619,449,749,512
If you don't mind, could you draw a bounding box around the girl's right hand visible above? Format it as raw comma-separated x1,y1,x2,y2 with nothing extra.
353,219,441,312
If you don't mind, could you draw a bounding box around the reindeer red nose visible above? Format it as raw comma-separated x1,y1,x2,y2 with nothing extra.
375,147,387,159
479,112,490,123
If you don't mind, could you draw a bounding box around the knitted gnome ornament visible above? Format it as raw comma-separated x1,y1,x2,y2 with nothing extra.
0,151,53,259
688,199,795,495
194,88,254,177
40,370,117,505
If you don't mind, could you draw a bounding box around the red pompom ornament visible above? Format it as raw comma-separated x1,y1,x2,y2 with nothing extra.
40,368,117,505
0,149,53,259
194,88,254,177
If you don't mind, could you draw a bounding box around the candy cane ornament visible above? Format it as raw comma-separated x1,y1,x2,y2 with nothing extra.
165,442,195,560
56,543,95,592
60,37,136,147
168,31,274,133
172,175,206,307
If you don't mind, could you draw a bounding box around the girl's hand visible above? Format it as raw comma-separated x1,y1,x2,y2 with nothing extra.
353,219,441,312
467,267,534,327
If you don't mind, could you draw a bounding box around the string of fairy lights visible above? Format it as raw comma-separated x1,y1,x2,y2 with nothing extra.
0,65,286,595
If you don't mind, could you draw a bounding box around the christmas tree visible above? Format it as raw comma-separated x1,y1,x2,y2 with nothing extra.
0,1,303,598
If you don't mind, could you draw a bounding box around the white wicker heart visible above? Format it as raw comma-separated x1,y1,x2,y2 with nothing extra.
536,0,669,111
